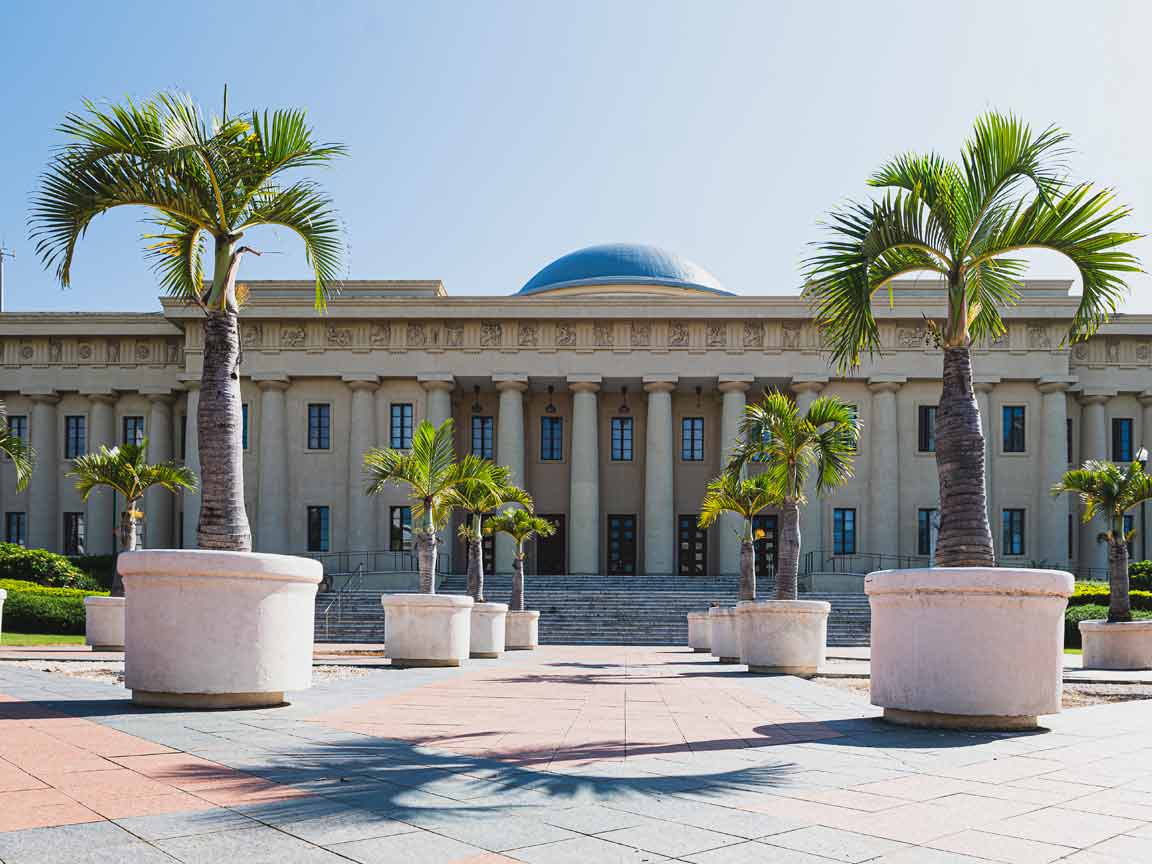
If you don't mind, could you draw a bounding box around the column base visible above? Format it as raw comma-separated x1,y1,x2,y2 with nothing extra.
883,708,1038,732
391,658,463,668
747,665,818,678
132,690,285,709
470,651,502,659
717,656,740,664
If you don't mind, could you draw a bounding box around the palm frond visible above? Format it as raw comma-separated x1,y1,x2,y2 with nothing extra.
0,404,35,492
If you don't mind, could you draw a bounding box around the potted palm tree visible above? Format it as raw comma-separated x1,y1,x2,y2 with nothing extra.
0,402,35,631
484,508,556,649
727,391,858,675
365,419,491,667
805,111,1139,727
31,92,341,707
698,470,777,663
1053,456,1152,669
68,440,196,650
443,457,531,658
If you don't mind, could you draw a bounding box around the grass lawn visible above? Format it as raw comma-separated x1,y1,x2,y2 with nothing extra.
1065,648,1083,655
1,633,86,646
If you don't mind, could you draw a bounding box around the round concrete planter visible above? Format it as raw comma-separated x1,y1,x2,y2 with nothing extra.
119,550,322,709
0,588,6,634
470,602,508,658
866,567,1073,730
708,607,740,663
84,596,126,651
505,610,540,650
687,612,711,653
737,600,830,677
382,593,473,667
1080,619,1152,670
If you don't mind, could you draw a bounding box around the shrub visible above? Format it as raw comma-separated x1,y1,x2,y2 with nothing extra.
1129,560,1152,591
69,554,116,591
1066,604,1152,647
0,544,101,590
3,592,87,634
1070,582,1152,612
0,579,106,598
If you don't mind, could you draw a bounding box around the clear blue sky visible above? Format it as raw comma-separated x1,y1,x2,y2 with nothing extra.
2,0,1150,312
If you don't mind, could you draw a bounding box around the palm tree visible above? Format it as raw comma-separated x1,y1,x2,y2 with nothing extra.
698,471,778,602
0,402,35,492
364,419,491,594
484,508,556,611
444,457,532,603
804,112,1141,568
68,439,197,595
1052,457,1152,622
730,390,859,600
31,91,344,552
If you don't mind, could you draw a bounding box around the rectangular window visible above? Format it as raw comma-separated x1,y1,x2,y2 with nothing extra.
918,405,937,453
752,514,778,576
391,403,414,450
63,512,86,556
607,514,637,575
1002,508,1025,556
1124,513,1135,558
307,505,330,552
1112,418,1134,462
611,417,633,461
471,416,494,459
1002,406,1026,453
389,506,412,551
64,415,87,459
307,404,331,450
180,414,187,460
4,512,27,546
918,508,937,557
6,414,27,445
540,417,563,461
241,404,249,450
842,404,859,451
681,417,704,461
122,415,145,447
833,508,857,555
677,515,708,576
1066,418,1073,464
1068,513,1074,560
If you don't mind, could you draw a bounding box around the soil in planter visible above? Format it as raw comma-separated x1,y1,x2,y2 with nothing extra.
0,661,373,685
812,676,1152,709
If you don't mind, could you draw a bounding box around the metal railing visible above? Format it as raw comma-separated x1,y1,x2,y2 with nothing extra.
306,549,453,584
801,550,929,576
320,562,364,641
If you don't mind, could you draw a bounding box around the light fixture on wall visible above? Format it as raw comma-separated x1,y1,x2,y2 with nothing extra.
695,385,703,408
545,385,557,414
619,385,630,414
471,385,482,413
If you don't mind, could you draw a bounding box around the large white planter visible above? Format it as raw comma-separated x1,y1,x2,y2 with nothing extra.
120,550,322,709
0,588,5,635
687,612,711,652
867,568,1073,730
505,610,540,650
708,607,740,663
737,600,829,677
382,593,473,667
84,596,126,651
470,602,508,658
1080,620,1152,670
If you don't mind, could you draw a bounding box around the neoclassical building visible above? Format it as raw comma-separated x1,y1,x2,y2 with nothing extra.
2,243,1150,578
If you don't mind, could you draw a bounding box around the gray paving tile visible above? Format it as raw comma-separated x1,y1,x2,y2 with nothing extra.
157,825,348,863
542,804,657,834
683,842,848,864
872,849,989,863
113,807,258,840
761,826,910,863
927,829,1077,863
607,794,807,838
1080,832,1152,861
983,807,1144,848
599,821,743,857
0,822,143,864
326,829,487,863
396,810,578,851
507,835,670,863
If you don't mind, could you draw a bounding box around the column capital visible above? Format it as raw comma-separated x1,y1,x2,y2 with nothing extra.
146,392,176,405
1080,390,1116,405
24,390,59,404
973,379,999,394
419,374,455,393
1037,377,1076,395
790,377,827,394
867,377,905,394
1139,389,1152,406
81,391,118,404
343,375,380,392
643,380,676,394
495,376,529,392
255,378,290,392
718,377,753,394
568,381,600,394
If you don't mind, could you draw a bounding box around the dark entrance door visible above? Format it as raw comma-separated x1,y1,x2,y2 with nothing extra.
752,514,778,580
607,514,636,575
678,514,708,576
536,514,566,575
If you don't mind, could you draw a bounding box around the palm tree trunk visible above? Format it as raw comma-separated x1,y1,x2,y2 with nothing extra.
511,551,525,611
776,502,800,601
1109,536,1131,623
196,307,251,551
934,345,995,567
417,531,437,594
739,537,756,601
111,504,138,597
469,513,485,602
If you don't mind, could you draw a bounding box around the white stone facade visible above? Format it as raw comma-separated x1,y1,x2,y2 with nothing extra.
2,276,1150,577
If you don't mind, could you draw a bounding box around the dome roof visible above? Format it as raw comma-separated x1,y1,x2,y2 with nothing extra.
517,243,731,297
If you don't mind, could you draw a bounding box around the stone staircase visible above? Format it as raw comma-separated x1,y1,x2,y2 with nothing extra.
314,574,871,646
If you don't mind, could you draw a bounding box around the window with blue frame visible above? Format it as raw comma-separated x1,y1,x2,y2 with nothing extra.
241,404,249,449
917,508,937,556
122,415,145,447
5,415,26,445
5,512,26,546
64,415,87,459
390,506,412,551
611,417,633,461
391,403,414,449
833,508,856,555
1002,509,1025,556
1003,406,1026,453
842,404,858,451
307,505,330,552
1112,418,1134,462
918,405,937,453
307,404,330,450
541,417,563,461
471,416,494,459
681,417,704,461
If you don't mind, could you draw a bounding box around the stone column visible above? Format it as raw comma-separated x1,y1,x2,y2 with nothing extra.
254,377,290,553
975,380,996,542
85,393,118,555
1080,393,1112,573
145,393,175,548
421,377,455,428
181,384,201,549
868,379,902,556
568,378,601,574
792,380,826,563
495,377,528,573
28,393,60,551
1039,380,1071,566
643,379,676,575
345,377,380,551
718,378,751,575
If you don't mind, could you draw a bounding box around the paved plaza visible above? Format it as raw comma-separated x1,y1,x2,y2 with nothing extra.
0,647,1149,862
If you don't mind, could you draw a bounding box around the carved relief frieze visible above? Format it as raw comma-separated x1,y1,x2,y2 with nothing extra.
1072,342,1090,362
781,323,801,350
241,322,263,346
406,323,426,347
166,341,181,365
743,321,764,348
480,320,502,347
445,322,464,347
1107,340,1120,363
369,323,391,346
135,341,151,362
556,323,577,347
706,322,727,347
593,322,614,347
1027,324,1051,349
78,341,93,361
326,326,352,347
517,322,538,347
20,342,35,361
280,325,306,348
1137,341,1151,363
630,321,651,347
668,321,689,347
106,339,121,363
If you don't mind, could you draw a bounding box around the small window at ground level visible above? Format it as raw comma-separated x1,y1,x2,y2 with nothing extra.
391,404,414,450
471,416,494,459
833,508,857,555
390,506,412,551
63,512,86,555
540,417,563,461
307,505,330,552
611,417,633,461
917,406,937,453
1002,406,1026,453
123,415,145,447
307,404,331,450
917,508,937,557
1002,508,1025,556
1112,418,1134,462
5,512,27,546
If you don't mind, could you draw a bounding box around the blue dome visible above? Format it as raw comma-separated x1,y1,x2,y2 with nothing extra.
518,243,730,296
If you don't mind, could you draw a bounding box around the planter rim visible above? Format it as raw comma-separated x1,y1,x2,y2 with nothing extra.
1079,619,1152,632
0,588,6,600
708,607,736,618
865,566,1073,598
507,609,539,618
118,549,322,585
736,600,831,615
383,593,474,608
686,612,709,621
84,595,125,607
473,602,509,613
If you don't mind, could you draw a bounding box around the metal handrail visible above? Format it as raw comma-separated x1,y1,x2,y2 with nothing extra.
321,562,364,641
306,548,453,579
800,550,1117,582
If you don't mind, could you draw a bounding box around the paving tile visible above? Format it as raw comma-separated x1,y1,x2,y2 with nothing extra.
598,822,743,857
682,841,837,864
761,825,910,863
113,807,258,840
328,829,489,863
541,804,656,834
870,849,988,863
157,824,349,863
830,800,979,844
0,821,144,863
927,828,1077,863
983,807,1144,848
394,811,578,851
503,835,669,863
1080,832,1152,861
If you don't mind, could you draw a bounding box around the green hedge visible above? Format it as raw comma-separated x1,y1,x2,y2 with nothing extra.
1065,604,1152,648
1071,582,1152,611
69,555,116,591
0,578,107,635
1129,560,1152,591
0,544,102,591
